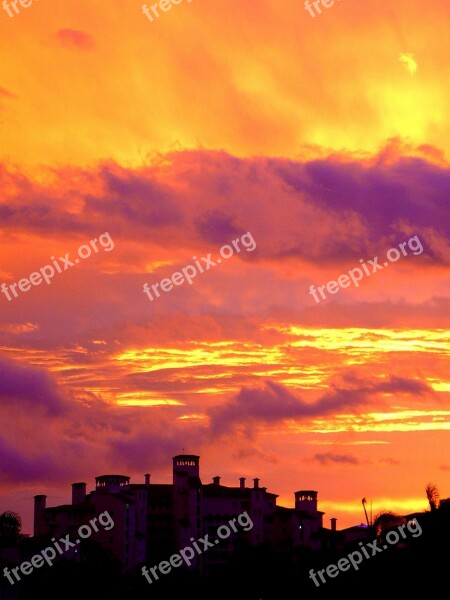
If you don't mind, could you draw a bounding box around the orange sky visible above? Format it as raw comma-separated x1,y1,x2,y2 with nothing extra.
0,0,449,533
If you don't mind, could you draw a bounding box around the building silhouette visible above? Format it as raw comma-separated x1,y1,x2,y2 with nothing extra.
33,454,326,575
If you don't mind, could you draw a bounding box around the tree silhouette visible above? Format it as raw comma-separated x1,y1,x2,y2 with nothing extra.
0,511,22,546
372,510,404,537
425,483,440,512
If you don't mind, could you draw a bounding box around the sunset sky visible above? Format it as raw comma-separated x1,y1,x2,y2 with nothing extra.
0,0,449,533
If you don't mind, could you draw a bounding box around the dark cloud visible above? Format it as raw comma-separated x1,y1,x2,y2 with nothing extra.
208,376,434,434
0,146,448,264
0,355,206,483
0,438,66,484
85,166,182,229
369,376,430,395
195,210,241,245
313,453,359,465
332,371,434,396
0,353,438,492
208,380,356,435
0,355,69,416
276,154,450,239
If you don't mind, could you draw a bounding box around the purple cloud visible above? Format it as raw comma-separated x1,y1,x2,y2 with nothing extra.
313,453,359,465
208,376,433,434
0,438,66,484
0,147,448,265
0,355,69,416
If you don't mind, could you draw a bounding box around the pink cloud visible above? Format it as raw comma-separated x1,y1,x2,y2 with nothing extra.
0,86,16,99
55,29,95,49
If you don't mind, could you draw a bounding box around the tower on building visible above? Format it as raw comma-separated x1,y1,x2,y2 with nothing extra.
172,454,200,484
295,490,318,513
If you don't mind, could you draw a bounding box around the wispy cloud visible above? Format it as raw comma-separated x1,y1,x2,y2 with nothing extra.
313,453,359,465
399,53,418,75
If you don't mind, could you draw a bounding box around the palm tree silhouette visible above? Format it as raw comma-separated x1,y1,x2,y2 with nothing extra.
0,511,22,546
425,483,440,512
372,510,405,538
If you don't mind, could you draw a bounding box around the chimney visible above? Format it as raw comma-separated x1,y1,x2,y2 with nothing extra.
34,495,47,536
145,473,151,486
239,477,246,490
253,478,260,489
213,476,221,486
72,482,86,505
331,517,337,532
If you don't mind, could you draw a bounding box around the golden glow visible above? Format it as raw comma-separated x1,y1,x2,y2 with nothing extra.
145,260,176,273
399,53,418,75
289,411,450,434
1,318,448,441
115,392,184,407
1,1,450,166
114,344,285,370
307,440,390,446
368,410,450,422
265,325,450,355
0,323,38,334
177,414,207,421
429,381,450,392
322,498,428,516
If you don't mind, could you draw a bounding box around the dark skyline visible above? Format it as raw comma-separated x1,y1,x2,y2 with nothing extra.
0,0,449,573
